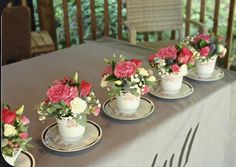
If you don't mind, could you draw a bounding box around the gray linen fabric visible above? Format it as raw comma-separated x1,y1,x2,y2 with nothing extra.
2,38,236,167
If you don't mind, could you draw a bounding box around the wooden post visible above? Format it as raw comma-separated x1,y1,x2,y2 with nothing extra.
171,31,176,40
63,0,70,47
90,0,96,40
104,0,109,36
199,0,205,33
224,0,235,69
213,0,220,35
76,0,84,43
21,0,27,6
117,0,122,40
157,32,162,41
37,0,57,46
185,0,192,36
144,33,149,41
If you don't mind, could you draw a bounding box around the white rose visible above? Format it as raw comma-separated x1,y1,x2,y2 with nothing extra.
4,124,17,137
100,75,109,87
138,68,149,76
179,64,188,76
70,97,87,115
114,80,122,85
147,76,156,82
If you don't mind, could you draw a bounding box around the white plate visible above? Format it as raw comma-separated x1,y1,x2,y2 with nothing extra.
15,151,35,167
149,81,194,99
186,68,224,81
41,120,102,152
103,97,155,120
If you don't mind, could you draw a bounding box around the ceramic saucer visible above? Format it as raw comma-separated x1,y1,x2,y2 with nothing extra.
103,97,154,120
41,120,102,152
149,80,194,99
186,67,224,81
15,151,35,167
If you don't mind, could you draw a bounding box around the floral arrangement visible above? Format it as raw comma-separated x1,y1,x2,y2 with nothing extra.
185,33,227,62
1,104,32,157
148,45,195,77
37,73,101,125
101,55,156,97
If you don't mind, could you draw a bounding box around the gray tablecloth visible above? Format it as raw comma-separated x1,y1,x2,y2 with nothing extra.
2,38,236,167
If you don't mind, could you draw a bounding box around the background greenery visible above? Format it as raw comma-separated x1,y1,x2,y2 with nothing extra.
32,0,234,49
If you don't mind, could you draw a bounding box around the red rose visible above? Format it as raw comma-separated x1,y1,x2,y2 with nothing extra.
2,107,16,124
20,115,30,125
171,64,180,73
149,54,157,62
200,46,210,57
178,47,193,64
19,132,28,139
130,59,142,67
102,65,113,76
157,46,177,59
114,61,137,78
79,80,91,97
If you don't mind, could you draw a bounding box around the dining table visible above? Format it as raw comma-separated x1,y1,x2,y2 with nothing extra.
2,37,236,167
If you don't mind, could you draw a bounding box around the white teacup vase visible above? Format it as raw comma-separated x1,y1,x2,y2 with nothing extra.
161,73,183,94
196,56,217,79
116,91,140,114
56,117,85,142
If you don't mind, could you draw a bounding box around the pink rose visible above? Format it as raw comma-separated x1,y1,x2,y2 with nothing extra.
19,132,28,139
149,54,157,62
189,57,195,65
130,59,142,67
2,108,16,125
141,85,150,95
157,46,177,59
51,79,62,86
114,61,137,78
193,33,210,43
178,47,193,64
200,46,210,57
63,86,78,105
79,80,91,97
171,64,180,73
102,65,113,76
93,107,100,116
47,84,78,105
218,35,224,42
62,77,73,84
20,115,30,125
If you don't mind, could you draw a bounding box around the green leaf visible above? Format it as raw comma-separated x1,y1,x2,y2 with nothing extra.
199,40,207,48
105,75,117,81
111,61,116,71
54,104,62,109
104,58,110,64
83,108,90,114
2,139,8,147
47,107,56,113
